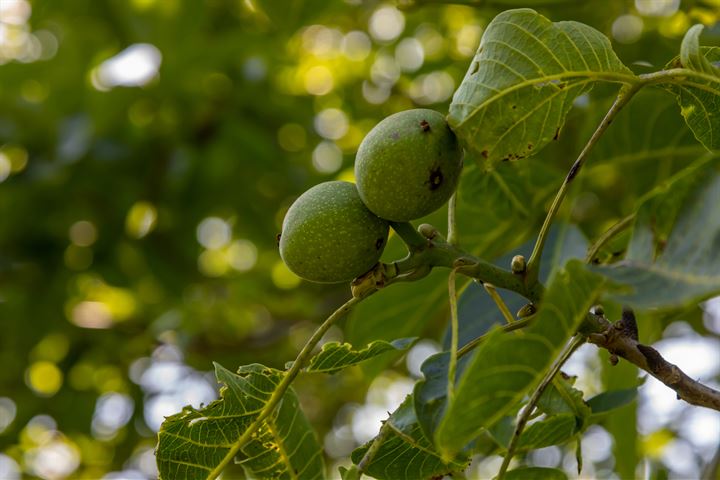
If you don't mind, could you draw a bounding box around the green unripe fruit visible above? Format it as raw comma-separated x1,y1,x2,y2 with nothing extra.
355,109,463,222
279,181,389,283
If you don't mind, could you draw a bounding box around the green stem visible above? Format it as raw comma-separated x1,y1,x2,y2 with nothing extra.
457,316,534,358
483,283,515,324
525,82,643,284
455,255,543,303
496,336,586,480
383,233,542,302
585,213,636,263
205,295,367,480
390,221,427,251
357,421,392,476
447,269,460,403
447,193,458,246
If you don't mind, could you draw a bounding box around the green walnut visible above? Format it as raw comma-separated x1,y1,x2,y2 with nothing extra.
355,109,463,222
279,181,389,283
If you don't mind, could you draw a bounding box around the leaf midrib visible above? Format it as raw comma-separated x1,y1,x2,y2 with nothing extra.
452,71,636,129
613,260,720,285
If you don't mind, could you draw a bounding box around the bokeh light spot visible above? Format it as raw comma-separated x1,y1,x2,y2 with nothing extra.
0,152,11,183
2,144,28,172
69,220,97,247
635,0,680,17
612,15,644,44
196,217,231,250
227,239,258,272
271,261,301,289
92,43,162,90
26,361,63,397
405,340,440,378
455,24,482,57
31,333,69,363
125,201,157,239
314,108,349,140
370,54,400,87
362,81,390,105
91,393,134,439
0,398,17,434
25,438,81,480
369,5,405,42
659,11,690,37
342,31,371,61
395,37,424,72
0,0,31,26
71,301,113,329
409,71,455,104
198,249,229,277
0,454,20,480
312,141,343,174
304,65,334,95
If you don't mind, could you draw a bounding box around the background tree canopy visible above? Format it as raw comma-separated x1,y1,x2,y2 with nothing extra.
0,0,719,479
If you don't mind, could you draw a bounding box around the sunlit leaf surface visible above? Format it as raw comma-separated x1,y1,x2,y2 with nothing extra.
449,8,632,166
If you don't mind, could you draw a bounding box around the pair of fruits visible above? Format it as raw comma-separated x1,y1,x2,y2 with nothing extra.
279,109,463,283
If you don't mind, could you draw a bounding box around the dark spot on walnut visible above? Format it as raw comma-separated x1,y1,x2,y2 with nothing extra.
375,237,384,250
427,168,443,190
391,131,400,141
481,150,488,159
527,143,533,150
420,120,431,132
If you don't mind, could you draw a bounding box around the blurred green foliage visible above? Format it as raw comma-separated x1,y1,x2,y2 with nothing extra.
0,0,719,478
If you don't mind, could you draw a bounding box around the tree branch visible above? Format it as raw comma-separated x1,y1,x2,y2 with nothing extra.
584,307,720,412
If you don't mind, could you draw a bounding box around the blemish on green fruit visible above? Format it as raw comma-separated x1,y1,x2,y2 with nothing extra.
279,181,389,284
355,109,463,222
